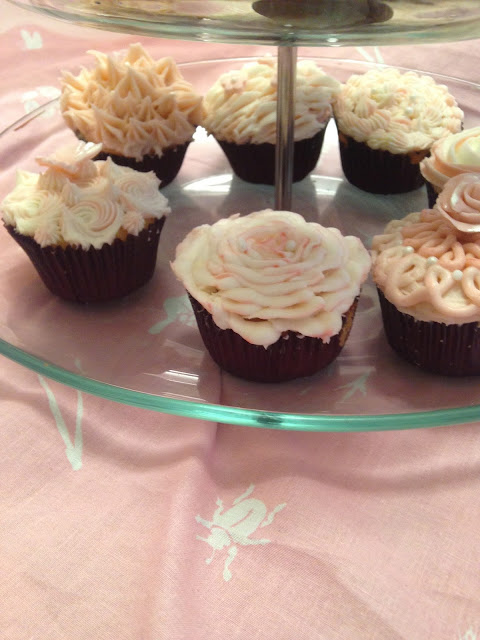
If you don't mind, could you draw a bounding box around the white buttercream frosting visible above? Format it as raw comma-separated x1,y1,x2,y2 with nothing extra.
60,43,204,161
420,126,480,192
1,141,170,249
171,209,371,347
372,174,480,324
334,67,463,154
203,57,341,145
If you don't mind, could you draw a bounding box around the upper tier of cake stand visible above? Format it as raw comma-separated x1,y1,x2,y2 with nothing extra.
6,0,480,46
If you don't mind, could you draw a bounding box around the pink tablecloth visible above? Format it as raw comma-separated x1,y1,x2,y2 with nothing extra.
1,3,480,639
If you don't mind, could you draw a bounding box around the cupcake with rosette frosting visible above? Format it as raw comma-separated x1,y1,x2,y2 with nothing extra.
420,126,480,207
171,209,371,382
1,141,170,303
371,172,480,375
334,67,463,194
203,58,341,185
60,43,204,187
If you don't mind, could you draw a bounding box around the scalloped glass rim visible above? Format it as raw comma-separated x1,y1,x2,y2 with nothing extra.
2,59,480,432
6,0,480,47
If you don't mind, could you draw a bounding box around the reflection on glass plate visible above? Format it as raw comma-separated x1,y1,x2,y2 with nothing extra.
7,0,480,46
1,57,480,431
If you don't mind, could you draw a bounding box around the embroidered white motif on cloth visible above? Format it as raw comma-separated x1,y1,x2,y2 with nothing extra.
20,29,42,50
38,375,84,471
195,485,286,582
148,294,195,334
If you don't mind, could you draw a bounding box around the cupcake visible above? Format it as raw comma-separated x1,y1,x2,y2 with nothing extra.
420,126,480,207
203,58,341,185
371,172,480,375
1,141,170,303
334,67,463,194
171,209,371,382
60,43,204,187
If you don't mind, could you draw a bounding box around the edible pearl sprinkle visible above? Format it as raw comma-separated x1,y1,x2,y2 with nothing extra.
285,240,296,251
404,245,414,254
426,256,438,266
452,269,463,281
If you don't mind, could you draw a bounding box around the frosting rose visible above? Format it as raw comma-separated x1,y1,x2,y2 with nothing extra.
171,209,371,347
372,202,480,324
420,127,480,191
334,68,463,154
60,43,204,160
435,172,480,233
203,58,341,145
1,141,170,249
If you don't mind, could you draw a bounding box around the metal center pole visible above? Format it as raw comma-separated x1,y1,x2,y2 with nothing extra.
275,45,297,210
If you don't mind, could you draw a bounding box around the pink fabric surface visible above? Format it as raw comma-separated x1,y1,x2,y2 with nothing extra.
1,4,480,639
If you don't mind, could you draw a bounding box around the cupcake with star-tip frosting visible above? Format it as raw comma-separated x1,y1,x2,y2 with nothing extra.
371,172,480,375
334,67,463,194
60,43,204,187
1,141,170,303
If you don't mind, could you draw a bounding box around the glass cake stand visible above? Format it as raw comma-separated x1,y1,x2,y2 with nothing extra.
2,57,480,432
4,1,480,430
7,0,480,47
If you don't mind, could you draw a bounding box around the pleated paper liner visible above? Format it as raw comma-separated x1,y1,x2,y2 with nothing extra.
75,132,190,188
216,127,327,185
338,131,428,194
5,218,165,304
377,288,480,376
188,294,359,383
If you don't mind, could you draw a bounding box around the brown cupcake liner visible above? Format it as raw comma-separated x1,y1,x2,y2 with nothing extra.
5,218,165,303
75,132,190,188
216,127,327,185
377,288,480,376
338,131,428,194
189,294,358,383
425,179,441,208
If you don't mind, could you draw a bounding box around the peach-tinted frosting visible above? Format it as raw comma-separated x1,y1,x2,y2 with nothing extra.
334,68,463,154
203,57,341,144
372,174,480,324
420,126,480,191
60,43,204,161
1,141,170,249
171,209,371,347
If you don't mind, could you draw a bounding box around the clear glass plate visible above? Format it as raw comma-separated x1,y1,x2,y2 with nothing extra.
2,57,480,431
7,0,480,47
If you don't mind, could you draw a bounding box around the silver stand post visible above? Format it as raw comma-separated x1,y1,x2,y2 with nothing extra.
275,45,297,210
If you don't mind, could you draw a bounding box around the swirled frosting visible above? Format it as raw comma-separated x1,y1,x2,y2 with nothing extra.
420,126,480,192
60,43,204,161
371,175,480,324
1,141,170,249
171,209,370,347
334,68,463,154
203,58,341,145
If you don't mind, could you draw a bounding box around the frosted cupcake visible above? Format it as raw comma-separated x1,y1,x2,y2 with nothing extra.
60,44,204,187
203,58,341,185
420,126,480,207
171,209,370,382
334,67,463,194
371,173,480,375
1,141,170,303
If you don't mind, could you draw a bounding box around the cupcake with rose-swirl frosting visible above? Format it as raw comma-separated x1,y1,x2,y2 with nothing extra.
334,67,463,194
420,126,480,207
171,209,370,382
371,172,480,375
60,43,204,187
1,141,170,303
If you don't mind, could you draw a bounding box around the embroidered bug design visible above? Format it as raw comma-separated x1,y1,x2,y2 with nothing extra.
195,485,286,581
